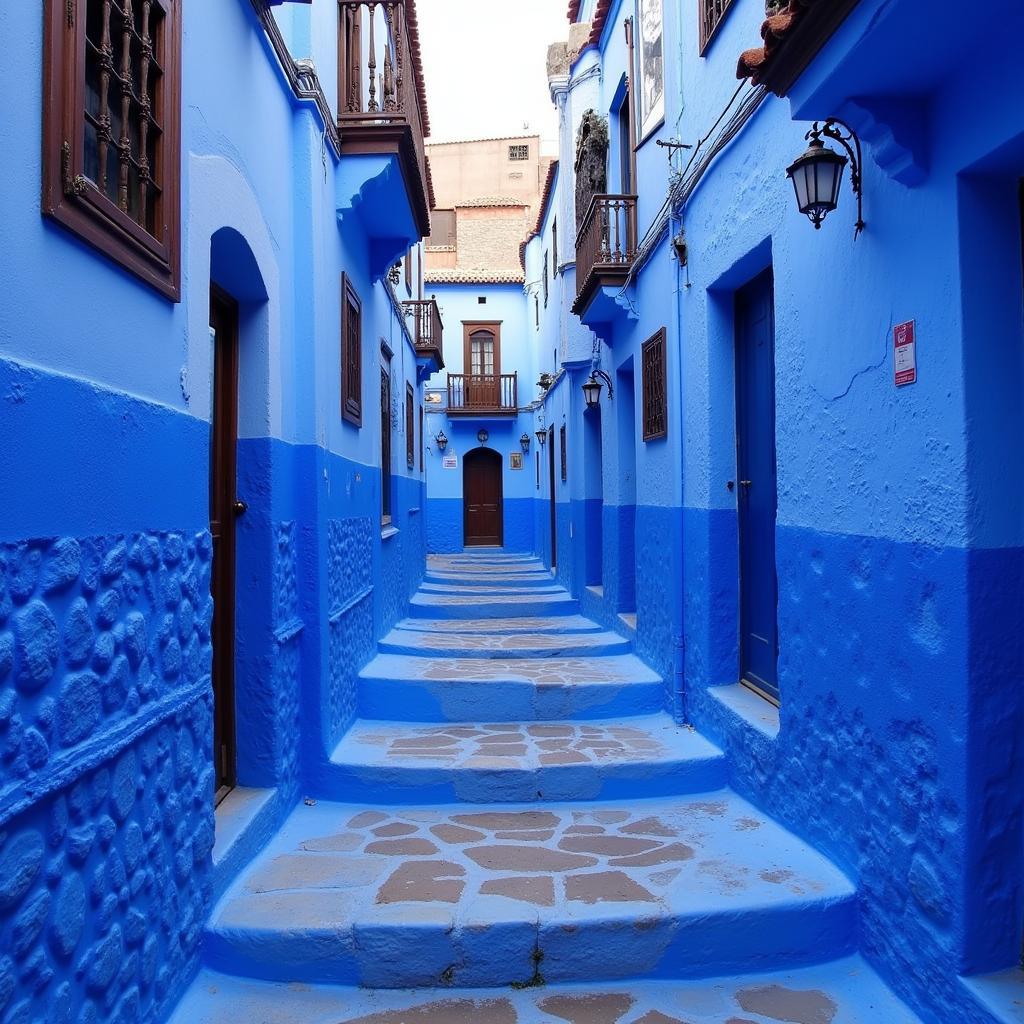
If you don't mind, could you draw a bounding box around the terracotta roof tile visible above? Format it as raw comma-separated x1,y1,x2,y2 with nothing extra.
736,0,859,93
567,0,582,22
425,269,526,285
458,196,529,208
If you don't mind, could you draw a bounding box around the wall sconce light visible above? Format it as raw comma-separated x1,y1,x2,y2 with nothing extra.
434,430,448,451
477,429,489,444
582,370,614,408
388,262,402,286
786,119,865,238
519,432,531,453
535,428,547,446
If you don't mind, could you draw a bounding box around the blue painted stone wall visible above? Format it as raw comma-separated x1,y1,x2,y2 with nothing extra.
0,0,432,1020
526,0,1024,1021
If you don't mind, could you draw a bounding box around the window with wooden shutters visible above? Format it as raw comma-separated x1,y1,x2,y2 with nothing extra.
43,0,182,299
560,424,567,482
699,0,737,53
381,361,392,523
426,209,456,248
642,328,668,441
341,274,362,425
405,384,415,468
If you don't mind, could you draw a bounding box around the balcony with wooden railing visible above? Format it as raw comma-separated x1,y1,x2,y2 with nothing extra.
403,297,444,377
572,194,638,318
338,0,432,239
447,374,518,416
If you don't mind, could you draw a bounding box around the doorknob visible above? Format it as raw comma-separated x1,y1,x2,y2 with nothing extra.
233,499,248,517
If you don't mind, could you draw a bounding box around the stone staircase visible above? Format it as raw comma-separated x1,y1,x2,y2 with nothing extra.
171,553,921,1023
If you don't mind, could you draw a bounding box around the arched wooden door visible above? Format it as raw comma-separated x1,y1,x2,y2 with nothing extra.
463,447,503,547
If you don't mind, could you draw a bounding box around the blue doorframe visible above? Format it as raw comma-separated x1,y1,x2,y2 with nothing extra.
735,268,779,703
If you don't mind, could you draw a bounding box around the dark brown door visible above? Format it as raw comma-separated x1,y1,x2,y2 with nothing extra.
548,426,557,568
210,287,240,805
464,448,503,546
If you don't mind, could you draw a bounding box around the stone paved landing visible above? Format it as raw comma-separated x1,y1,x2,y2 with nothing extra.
379,626,631,658
173,956,920,1023
397,614,603,635
204,793,855,987
327,716,725,802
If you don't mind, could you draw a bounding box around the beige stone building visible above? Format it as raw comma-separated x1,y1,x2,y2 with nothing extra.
424,135,554,283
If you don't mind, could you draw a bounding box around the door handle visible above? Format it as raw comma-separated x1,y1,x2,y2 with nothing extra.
233,499,248,517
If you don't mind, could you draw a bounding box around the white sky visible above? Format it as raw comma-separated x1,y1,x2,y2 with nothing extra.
416,0,568,152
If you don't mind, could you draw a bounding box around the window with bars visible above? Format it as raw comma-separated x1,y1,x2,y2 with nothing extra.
552,219,558,272
381,361,392,523
560,424,567,482
642,328,668,441
699,0,737,53
508,144,529,161
43,0,181,299
405,384,415,468
543,252,549,308
341,274,362,426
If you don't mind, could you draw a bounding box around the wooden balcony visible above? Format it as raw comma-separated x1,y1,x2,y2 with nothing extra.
572,194,638,317
404,297,444,380
338,0,431,238
447,374,518,416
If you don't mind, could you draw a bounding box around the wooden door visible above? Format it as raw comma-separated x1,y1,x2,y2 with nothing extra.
209,287,240,803
548,426,557,569
735,269,779,703
464,448,503,546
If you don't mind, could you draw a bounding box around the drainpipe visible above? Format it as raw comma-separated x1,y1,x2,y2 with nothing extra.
671,207,688,727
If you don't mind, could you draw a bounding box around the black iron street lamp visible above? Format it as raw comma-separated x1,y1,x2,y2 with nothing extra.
519,433,531,453
582,370,614,408
535,428,547,446
787,119,865,238
434,430,448,451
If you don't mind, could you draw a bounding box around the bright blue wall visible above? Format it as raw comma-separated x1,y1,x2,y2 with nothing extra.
0,0,431,1020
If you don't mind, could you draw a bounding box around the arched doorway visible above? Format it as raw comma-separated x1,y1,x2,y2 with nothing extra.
463,447,503,547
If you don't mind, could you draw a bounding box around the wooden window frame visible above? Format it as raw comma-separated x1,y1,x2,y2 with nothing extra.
560,423,567,483
405,383,415,469
699,0,738,55
543,252,550,308
43,0,182,300
642,327,668,441
341,273,363,426
463,322,502,377
405,247,413,292
552,219,558,273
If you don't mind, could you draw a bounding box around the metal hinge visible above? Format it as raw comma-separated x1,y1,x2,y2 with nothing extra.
66,0,75,28
61,141,88,197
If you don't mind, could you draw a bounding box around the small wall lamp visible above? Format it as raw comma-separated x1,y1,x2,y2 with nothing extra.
787,118,865,238
582,370,614,408
477,429,489,444
535,428,547,446
519,433,531,453
434,430,448,451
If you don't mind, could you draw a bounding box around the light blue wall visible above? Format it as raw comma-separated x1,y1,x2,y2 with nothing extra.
0,1,431,1021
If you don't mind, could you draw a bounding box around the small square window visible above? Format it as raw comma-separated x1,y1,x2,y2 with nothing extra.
508,144,529,161
699,0,738,53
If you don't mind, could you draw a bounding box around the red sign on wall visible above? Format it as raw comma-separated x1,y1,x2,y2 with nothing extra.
894,320,917,386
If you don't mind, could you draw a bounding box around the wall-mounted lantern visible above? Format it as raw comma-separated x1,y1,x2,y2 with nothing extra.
672,231,687,265
582,370,614,408
535,428,547,446
519,432,531,453
477,429,489,444
434,430,448,451
786,119,865,238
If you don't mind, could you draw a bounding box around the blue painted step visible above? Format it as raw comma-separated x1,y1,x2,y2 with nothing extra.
358,653,663,722
395,614,603,636
201,793,857,990
408,591,580,619
320,715,726,804
171,956,922,1023
378,625,631,658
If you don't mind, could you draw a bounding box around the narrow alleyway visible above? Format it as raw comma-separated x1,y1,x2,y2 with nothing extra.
172,554,917,1022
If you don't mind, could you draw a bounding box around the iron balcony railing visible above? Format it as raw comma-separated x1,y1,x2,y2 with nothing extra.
574,193,638,309
447,373,518,415
403,298,443,360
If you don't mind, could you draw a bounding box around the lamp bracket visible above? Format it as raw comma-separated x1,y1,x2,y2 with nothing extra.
590,369,614,400
810,118,865,239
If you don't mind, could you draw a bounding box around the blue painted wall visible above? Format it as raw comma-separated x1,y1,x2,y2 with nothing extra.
0,0,433,1020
